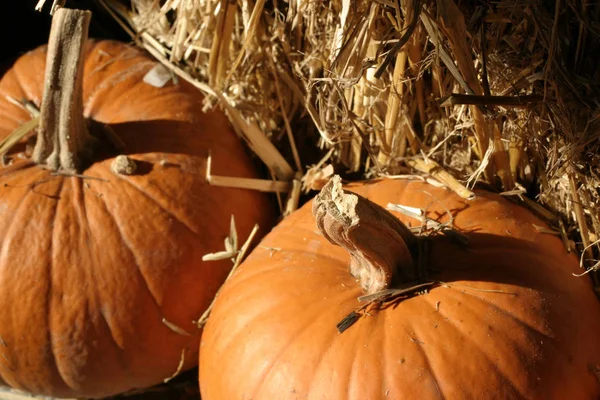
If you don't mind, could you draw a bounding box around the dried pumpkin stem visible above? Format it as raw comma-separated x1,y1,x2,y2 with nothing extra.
312,176,417,294
32,8,93,173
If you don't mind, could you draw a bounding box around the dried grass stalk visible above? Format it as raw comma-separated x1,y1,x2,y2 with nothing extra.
98,0,600,285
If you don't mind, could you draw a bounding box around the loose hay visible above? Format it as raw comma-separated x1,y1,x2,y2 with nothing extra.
2,2,595,399
88,0,600,289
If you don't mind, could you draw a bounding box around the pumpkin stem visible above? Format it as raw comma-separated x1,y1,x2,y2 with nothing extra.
32,8,93,173
312,175,418,294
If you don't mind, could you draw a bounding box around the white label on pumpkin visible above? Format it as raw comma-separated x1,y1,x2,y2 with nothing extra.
143,64,172,88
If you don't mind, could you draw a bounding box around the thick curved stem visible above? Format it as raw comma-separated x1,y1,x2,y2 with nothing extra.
32,8,93,173
312,175,417,294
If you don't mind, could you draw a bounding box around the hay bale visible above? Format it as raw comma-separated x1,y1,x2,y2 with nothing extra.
92,0,599,284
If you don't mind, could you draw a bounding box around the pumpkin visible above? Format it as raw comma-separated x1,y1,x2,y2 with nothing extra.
0,9,274,399
199,175,600,399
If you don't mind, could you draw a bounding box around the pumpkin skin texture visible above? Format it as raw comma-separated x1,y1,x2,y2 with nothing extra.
0,40,274,398
199,178,600,400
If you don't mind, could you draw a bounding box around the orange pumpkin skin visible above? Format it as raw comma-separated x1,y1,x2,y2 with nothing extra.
199,178,600,399
0,41,274,398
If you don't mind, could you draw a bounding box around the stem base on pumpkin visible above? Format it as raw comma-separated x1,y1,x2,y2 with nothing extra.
32,8,93,173
312,175,418,294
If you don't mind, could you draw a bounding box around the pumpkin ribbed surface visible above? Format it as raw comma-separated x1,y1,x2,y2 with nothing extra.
200,178,600,399
0,40,273,398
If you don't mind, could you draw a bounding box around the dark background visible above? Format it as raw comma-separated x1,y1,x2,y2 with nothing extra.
1,0,130,73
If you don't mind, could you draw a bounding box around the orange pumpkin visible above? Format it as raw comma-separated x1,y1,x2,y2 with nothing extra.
0,9,273,398
199,175,600,399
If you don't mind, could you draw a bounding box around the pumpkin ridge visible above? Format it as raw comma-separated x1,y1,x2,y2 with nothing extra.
344,316,371,400
98,306,126,354
47,178,73,390
10,60,41,109
342,307,391,399
109,170,199,235
303,310,354,399
379,306,389,397
71,178,95,246
0,163,42,184
419,299,526,399
71,177,128,357
0,172,50,266
420,296,524,399
207,275,358,364
221,254,347,295
401,299,450,399
93,189,161,381
95,179,164,312
0,173,47,389
227,236,355,288
199,178,600,399
445,287,555,341
96,42,148,66
248,297,351,399
84,41,143,77
1,8,276,397
83,61,156,119
0,102,26,126
423,288,548,398
0,170,47,257
2,44,47,112
404,324,445,400
71,178,129,354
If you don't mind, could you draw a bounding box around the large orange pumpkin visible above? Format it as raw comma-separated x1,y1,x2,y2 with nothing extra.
199,175,600,399
0,9,273,398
